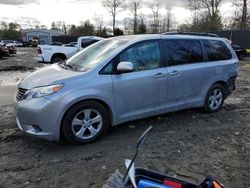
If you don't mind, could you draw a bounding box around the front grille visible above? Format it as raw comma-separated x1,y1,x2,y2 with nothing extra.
16,88,28,101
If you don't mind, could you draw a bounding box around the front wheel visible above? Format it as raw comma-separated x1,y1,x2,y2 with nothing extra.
204,84,225,113
62,101,109,144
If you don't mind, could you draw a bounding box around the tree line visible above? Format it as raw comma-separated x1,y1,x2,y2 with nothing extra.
0,0,249,40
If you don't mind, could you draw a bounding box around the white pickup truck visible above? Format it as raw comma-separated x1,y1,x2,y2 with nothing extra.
35,36,104,63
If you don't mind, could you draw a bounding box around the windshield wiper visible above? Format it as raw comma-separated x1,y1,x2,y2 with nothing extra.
59,62,75,70
64,63,74,70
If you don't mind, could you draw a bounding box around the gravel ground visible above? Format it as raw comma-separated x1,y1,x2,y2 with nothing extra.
0,48,249,188
0,47,44,71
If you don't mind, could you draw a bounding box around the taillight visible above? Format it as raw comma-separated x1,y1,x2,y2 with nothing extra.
37,47,42,54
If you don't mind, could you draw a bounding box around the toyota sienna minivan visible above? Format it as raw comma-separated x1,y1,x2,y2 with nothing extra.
14,33,238,144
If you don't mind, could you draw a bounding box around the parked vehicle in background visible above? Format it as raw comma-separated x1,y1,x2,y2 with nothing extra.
0,40,23,47
49,42,63,46
31,39,39,47
63,42,77,47
232,44,247,60
6,44,17,54
0,45,9,57
35,36,104,63
15,33,238,144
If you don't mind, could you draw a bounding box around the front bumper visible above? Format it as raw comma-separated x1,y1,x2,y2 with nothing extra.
14,96,65,141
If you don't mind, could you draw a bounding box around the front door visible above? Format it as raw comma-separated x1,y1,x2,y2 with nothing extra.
112,40,168,122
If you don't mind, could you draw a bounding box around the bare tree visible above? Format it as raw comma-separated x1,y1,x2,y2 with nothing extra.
188,0,223,18
94,14,104,32
202,0,223,18
103,0,125,34
148,1,161,33
127,0,141,34
162,5,174,32
240,0,248,29
229,0,250,30
187,0,202,30
187,0,224,31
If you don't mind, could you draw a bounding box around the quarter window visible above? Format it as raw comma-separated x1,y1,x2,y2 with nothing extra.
203,40,232,61
163,39,203,66
119,41,161,72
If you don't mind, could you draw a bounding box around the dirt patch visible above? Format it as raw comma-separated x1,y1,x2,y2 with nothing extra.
0,59,250,187
0,66,34,72
0,47,45,71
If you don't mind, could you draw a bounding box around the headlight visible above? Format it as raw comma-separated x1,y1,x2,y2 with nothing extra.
26,84,63,99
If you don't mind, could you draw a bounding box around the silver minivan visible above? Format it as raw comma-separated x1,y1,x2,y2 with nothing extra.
14,34,238,144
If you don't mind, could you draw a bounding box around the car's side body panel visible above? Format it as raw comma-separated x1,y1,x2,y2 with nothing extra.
14,34,239,141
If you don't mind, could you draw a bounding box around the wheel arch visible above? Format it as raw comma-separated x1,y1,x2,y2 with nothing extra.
51,53,67,63
202,80,229,106
212,80,229,96
59,98,113,140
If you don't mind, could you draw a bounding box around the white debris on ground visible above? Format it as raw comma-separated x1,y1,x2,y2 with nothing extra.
0,71,32,86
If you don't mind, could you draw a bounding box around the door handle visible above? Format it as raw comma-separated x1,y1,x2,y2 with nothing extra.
169,70,180,76
155,73,166,78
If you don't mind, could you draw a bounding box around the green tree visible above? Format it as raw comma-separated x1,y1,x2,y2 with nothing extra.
0,22,21,40
78,20,95,35
113,27,124,36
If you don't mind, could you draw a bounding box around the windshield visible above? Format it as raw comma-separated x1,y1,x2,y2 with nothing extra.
66,39,128,72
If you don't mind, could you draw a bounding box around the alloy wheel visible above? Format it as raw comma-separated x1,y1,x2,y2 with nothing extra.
208,88,223,110
71,109,103,139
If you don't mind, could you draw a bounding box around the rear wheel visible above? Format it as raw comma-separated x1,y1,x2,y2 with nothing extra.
204,84,225,112
62,101,109,144
51,55,66,63
238,53,245,60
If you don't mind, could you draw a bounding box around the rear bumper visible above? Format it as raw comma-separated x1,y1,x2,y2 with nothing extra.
0,50,9,56
9,50,17,54
34,56,44,62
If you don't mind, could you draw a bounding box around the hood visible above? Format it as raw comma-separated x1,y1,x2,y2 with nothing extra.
19,64,81,89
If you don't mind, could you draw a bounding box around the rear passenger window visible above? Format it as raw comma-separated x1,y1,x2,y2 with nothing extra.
203,40,232,61
164,39,203,66
81,39,98,48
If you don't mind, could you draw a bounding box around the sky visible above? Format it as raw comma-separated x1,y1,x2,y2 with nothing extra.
0,0,236,29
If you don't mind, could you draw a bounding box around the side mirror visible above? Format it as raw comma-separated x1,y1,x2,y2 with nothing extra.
117,62,133,73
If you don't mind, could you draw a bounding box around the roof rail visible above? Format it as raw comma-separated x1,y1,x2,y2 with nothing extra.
162,32,219,37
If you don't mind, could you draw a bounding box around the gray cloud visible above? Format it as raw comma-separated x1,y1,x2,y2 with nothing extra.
0,0,39,5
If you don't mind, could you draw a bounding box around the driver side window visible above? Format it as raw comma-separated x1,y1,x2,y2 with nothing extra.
119,41,161,72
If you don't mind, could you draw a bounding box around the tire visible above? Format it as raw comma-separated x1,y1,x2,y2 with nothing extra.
238,53,245,60
62,101,109,144
204,84,226,113
51,55,65,63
